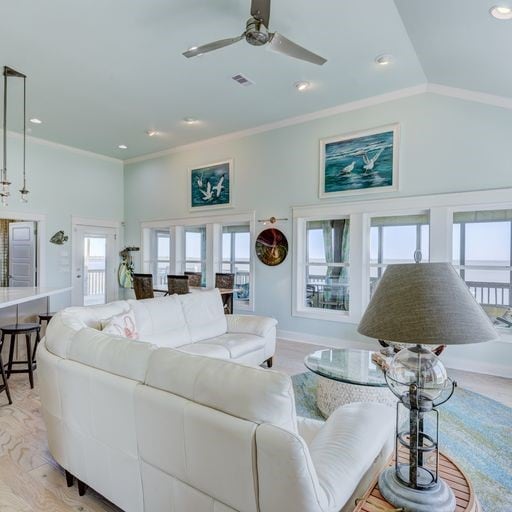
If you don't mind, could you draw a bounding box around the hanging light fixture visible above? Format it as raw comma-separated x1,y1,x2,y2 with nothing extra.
2,66,29,206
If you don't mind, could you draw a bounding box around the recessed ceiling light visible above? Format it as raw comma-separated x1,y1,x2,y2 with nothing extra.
146,129,159,137
29,118,42,124
118,144,128,150
183,117,199,124
490,5,512,19
375,54,393,66
294,81,311,92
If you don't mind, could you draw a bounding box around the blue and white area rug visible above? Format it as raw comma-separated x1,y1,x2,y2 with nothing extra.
292,372,512,512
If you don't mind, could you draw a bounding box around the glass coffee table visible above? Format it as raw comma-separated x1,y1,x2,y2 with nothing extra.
304,348,397,418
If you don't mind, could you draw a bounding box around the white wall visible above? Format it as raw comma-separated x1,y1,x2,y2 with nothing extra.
123,92,512,376
0,133,124,318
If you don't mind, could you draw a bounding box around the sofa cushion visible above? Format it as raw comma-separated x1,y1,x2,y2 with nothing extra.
178,343,230,359
203,333,266,359
179,289,227,343
101,308,139,339
128,296,191,348
145,348,297,433
67,327,156,382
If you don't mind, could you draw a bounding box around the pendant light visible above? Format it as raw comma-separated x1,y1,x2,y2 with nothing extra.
1,66,29,206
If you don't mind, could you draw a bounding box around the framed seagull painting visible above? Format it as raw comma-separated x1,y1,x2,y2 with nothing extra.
319,124,399,198
189,159,233,211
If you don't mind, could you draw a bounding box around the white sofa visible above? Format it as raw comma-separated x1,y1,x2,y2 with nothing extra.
46,289,277,367
38,295,395,512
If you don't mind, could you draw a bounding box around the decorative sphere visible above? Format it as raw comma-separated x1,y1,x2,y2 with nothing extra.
386,346,448,403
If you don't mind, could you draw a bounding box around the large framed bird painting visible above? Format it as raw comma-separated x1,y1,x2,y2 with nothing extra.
189,160,233,211
319,124,399,198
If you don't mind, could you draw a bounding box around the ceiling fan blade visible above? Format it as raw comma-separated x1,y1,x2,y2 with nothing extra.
251,0,271,28
268,32,327,66
183,34,245,58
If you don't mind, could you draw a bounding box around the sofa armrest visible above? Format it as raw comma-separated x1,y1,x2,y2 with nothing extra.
297,416,324,446
226,314,277,337
308,402,395,511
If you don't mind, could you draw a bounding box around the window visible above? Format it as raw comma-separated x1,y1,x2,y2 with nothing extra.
305,219,350,312
370,214,429,295
222,224,251,305
453,209,512,327
185,226,206,286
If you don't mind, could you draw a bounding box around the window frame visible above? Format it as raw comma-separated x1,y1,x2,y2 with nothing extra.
293,187,512,341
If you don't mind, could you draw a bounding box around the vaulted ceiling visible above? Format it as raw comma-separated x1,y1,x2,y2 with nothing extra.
0,0,509,159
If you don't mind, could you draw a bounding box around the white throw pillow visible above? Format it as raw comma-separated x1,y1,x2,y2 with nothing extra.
101,308,139,340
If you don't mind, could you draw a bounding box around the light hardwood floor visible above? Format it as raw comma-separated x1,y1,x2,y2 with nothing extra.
0,339,510,511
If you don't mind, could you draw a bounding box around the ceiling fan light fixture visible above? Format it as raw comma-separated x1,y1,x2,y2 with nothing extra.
118,144,128,150
375,54,394,66
490,5,512,19
294,81,310,92
183,117,199,125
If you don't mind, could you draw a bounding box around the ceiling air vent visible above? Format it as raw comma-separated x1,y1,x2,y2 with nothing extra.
231,73,254,87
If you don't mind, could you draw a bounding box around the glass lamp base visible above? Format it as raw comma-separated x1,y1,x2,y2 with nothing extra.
379,467,456,512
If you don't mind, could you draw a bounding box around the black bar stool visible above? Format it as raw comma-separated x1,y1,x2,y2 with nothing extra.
38,313,54,325
0,334,12,405
1,323,41,389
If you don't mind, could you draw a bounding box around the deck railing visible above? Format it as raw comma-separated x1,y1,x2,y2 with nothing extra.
465,281,511,308
85,268,106,297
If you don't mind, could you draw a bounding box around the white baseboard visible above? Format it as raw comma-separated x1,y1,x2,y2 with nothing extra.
277,329,511,379
439,353,511,380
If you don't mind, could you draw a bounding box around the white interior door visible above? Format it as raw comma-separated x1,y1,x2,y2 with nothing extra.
8,221,37,287
72,225,118,306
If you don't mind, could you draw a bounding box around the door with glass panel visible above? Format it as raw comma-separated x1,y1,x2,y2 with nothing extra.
185,226,206,286
72,225,118,306
222,225,251,307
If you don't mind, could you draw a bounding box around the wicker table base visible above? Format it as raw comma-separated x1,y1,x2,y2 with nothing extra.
353,450,480,512
316,375,398,418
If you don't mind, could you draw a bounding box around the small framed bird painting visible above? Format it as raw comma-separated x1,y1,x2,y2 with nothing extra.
189,159,233,211
319,124,399,198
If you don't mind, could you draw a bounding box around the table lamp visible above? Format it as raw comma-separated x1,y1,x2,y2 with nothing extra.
358,262,497,512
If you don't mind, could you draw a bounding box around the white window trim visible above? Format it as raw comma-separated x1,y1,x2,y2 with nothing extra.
293,187,512,342
141,211,256,312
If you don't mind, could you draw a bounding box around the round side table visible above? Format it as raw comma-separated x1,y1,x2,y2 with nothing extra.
305,348,397,418
352,450,481,512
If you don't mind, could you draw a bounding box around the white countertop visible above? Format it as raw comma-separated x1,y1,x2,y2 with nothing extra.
0,287,72,309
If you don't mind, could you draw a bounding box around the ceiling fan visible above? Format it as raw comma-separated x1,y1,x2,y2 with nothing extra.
182,0,327,66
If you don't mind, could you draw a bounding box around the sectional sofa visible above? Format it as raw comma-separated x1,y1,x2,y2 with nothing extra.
37,289,395,512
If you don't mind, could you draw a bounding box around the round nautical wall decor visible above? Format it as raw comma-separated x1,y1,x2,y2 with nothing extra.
255,228,288,266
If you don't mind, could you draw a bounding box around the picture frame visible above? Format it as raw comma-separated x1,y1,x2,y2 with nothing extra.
188,159,233,211
319,123,400,198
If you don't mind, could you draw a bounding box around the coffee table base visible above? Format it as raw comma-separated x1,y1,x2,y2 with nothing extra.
316,375,397,418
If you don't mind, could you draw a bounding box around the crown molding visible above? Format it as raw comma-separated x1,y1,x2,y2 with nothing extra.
4,129,122,164
124,84,429,165
426,83,512,111
124,82,512,165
